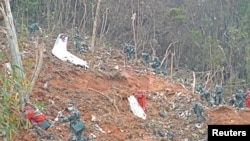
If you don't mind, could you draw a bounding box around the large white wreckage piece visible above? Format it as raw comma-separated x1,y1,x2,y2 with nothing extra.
52,34,89,68
128,95,146,120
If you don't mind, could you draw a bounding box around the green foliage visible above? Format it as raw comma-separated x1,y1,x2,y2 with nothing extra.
237,0,250,19
25,1,37,12
205,35,219,45
228,26,247,41
24,1,39,14
33,103,46,110
175,15,186,23
211,54,223,69
190,30,202,42
0,76,23,141
199,35,222,70
201,17,213,27
169,7,186,24
169,7,185,16
0,53,28,141
16,0,45,23
234,1,250,82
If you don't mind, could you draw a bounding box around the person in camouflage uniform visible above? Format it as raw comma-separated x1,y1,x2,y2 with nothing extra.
151,56,161,69
28,23,41,34
151,56,163,75
192,102,205,123
213,84,225,106
200,88,212,106
228,93,237,107
123,43,135,60
141,52,151,64
195,83,203,93
73,27,82,53
57,100,85,141
195,84,212,106
235,89,246,108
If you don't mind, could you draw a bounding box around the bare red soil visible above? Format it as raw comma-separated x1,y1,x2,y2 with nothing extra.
3,37,250,141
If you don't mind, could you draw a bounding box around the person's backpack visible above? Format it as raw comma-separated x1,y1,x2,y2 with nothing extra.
71,120,85,134
38,119,51,130
70,110,86,134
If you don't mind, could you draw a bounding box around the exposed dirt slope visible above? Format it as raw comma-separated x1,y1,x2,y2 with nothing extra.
7,38,250,141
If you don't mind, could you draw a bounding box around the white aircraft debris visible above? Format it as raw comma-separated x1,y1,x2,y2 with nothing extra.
128,95,146,120
52,34,89,68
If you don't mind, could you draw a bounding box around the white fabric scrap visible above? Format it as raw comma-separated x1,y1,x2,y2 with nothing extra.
52,34,89,68
128,95,146,120
94,124,105,133
3,62,12,74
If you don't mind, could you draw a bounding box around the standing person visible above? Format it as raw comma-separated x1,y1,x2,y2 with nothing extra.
235,89,246,108
56,100,86,141
22,103,51,130
195,83,203,93
228,93,237,107
28,23,41,34
214,84,225,105
200,88,212,106
192,102,205,123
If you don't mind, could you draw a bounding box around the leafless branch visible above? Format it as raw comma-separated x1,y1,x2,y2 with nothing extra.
160,41,178,68
25,41,44,101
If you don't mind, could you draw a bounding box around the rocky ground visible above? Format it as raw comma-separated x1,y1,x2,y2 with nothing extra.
2,34,250,141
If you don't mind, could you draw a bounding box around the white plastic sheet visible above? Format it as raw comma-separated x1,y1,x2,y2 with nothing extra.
52,34,89,68
128,95,146,120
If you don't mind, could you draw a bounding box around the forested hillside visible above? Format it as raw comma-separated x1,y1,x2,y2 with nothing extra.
3,0,249,88
1,0,250,141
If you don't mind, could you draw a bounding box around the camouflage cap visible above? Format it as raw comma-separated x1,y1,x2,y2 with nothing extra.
68,100,75,107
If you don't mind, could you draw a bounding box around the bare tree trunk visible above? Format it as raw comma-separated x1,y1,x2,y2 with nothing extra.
131,12,137,60
90,0,102,53
170,52,175,76
100,7,109,41
46,0,51,30
80,0,87,31
72,0,78,29
0,0,25,109
193,71,196,95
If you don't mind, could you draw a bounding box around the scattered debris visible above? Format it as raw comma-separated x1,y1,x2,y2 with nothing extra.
2,62,12,74
94,124,105,133
11,37,250,141
128,95,147,120
52,34,89,68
